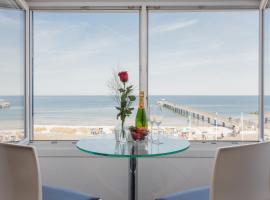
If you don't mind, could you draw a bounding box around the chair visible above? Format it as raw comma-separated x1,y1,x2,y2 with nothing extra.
156,142,270,200
0,143,100,200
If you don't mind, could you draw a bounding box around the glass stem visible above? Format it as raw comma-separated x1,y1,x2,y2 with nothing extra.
150,123,153,141
121,82,126,139
157,125,160,143
121,120,125,138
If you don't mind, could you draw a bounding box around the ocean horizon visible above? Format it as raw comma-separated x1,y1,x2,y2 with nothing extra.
0,95,268,130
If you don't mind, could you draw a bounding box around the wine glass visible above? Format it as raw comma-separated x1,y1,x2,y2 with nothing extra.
155,115,163,144
148,105,155,142
153,105,164,144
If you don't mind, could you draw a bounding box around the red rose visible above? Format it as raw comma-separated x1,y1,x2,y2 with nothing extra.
118,71,128,83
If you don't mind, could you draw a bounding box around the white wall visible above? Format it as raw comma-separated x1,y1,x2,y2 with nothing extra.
39,157,129,200
138,158,213,200
39,156,214,200
35,142,227,200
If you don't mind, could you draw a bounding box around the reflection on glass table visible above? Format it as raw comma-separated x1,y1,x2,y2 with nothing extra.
77,135,189,158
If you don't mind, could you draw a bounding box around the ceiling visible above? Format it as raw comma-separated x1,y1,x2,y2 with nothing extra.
0,0,21,8
22,0,267,9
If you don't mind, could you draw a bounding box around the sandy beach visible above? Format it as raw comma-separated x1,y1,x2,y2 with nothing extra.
0,129,24,142
30,124,259,141
33,125,114,140
0,123,263,142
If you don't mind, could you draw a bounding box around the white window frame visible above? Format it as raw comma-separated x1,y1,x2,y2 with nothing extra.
15,0,31,144
0,1,29,144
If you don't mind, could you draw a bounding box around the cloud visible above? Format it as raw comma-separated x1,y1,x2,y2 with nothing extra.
152,19,198,33
31,17,139,95
0,13,21,27
161,41,224,57
97,23,138,45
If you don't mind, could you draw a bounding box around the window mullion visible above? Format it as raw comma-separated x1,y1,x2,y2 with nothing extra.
139,5,148,109
259,9,265,141
24,8,30,143
29,10,34,141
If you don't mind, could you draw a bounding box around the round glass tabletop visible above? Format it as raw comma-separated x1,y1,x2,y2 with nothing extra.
76,136,190,158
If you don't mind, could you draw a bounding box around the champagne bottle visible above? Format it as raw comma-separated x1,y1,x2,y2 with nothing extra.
135,91,148,129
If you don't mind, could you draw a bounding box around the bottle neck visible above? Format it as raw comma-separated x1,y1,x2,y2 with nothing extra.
139,95,144,109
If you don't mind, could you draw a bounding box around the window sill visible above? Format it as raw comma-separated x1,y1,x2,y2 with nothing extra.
30,140,257,158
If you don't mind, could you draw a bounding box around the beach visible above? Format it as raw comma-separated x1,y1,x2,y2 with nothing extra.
0,122,261,142
31,124,259,141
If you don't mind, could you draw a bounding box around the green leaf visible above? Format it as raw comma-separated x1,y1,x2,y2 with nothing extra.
118,88,125,93
126,85,133,90
117,113,121,119
121,94,127,102
115,106,121,110
126,85,133,94
121,101,127,108
128,95,136,101
126,110,132,115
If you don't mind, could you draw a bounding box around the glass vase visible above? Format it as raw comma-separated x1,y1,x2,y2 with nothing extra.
115,122,127,143
120,122,126,143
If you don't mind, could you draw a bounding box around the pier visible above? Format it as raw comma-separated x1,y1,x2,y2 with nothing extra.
157,100,241,133
0,101,10,109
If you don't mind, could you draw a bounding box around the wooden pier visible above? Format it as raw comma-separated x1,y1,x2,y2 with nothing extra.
0,101,10,109
157,100,241,133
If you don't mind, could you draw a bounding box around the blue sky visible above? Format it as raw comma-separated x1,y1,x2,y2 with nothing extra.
33,12,139,96
0,9,24,96
149,12,259,95
0,10,263,96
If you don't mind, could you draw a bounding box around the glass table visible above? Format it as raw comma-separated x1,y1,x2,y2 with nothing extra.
76,136,190,200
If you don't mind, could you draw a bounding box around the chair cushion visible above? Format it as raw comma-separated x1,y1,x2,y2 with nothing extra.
156,186,209,200
42,185,100,200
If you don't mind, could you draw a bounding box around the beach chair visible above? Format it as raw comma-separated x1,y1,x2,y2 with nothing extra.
0,143,101,200
156,142,270,200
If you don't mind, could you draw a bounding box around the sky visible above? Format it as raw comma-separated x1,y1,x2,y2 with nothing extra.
0,9,266,96
0,9,24,96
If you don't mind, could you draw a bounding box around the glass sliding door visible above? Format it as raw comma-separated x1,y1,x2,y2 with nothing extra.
148,11,259,141
0,8,25,142
33,11,139,140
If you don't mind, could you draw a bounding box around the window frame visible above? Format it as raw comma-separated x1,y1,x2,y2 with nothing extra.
147,9,261,142
0,6,28,144
24,4,268,143
29,8,141,141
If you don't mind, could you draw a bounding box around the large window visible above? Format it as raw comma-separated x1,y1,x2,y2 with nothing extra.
33,12,139,140
0,8,25,142
148,11,259,141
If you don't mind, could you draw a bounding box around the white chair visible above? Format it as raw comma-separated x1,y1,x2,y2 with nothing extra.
0,143,100,200
157,142,270,200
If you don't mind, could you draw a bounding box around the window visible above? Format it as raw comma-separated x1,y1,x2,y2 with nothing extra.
148,11,259,141
0,8,25,142
33,12,139,140
265,9,270,141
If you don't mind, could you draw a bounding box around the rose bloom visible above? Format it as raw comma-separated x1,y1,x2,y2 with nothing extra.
118,71,128,83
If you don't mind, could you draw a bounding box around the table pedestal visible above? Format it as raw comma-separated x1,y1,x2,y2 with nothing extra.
129,157,137,200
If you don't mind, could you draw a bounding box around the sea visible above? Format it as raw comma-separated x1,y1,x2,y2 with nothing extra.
0,95,268,130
